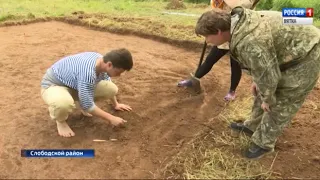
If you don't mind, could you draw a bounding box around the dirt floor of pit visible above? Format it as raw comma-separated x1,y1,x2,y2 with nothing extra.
0,21,231,179
0,21,319,179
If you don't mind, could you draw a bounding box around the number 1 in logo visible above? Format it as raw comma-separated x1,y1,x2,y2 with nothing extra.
306,8,314,17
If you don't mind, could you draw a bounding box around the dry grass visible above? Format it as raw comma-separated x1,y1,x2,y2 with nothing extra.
164,96,275,179
219,96,253,124
166,0,187,10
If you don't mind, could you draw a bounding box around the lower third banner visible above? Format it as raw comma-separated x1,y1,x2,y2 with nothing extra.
21,149,94,158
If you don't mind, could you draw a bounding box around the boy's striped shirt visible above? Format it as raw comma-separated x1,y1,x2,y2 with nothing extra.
51,52,110,111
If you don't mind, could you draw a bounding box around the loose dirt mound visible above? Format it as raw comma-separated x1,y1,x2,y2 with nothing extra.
0,21,230,179
166,0,186,10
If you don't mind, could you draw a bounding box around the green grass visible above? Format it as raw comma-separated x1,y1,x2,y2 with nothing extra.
0,0,318,45
0,0,319,26
314,19,320,27
0,0,206,24
0,0,208,43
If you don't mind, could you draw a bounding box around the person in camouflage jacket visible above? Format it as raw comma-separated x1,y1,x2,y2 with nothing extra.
195,6,320,158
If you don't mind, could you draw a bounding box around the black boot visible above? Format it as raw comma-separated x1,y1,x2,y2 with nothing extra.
230,122,254,137
244,143,273,159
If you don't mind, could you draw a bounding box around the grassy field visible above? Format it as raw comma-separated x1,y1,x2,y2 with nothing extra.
0,0,319,179
0,0,318,45
0,0,208,43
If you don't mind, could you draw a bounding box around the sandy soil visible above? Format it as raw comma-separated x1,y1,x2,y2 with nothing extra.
0,21,230,179
0,21,319,179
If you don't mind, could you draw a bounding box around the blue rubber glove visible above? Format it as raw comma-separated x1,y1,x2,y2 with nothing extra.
177,73,202,93
177,79,193,87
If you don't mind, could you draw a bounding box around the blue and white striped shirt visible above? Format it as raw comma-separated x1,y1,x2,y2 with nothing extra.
51,52,110,112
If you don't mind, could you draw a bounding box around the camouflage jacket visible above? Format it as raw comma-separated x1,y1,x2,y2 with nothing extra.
229,7,320,105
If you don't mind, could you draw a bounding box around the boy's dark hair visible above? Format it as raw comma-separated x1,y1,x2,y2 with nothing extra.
103,48,133,71
195,8,231,36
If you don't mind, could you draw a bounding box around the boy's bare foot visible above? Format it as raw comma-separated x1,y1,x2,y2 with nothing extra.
81,109,92,117
56,121,75,137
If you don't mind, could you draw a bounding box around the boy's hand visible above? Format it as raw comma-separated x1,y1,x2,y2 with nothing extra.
114,103,132,111
109,116,127,126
